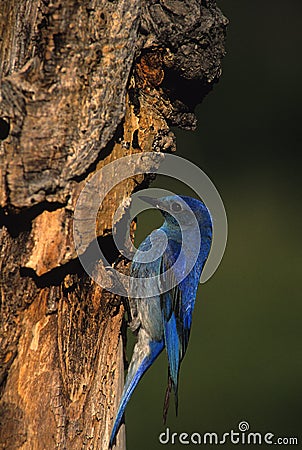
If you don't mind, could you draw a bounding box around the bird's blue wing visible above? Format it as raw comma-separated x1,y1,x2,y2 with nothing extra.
160,239,195,416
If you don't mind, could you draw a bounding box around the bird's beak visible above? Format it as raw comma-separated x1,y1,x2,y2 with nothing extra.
138,195,159,207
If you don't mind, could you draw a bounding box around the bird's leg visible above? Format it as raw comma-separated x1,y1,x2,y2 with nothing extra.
163,373,173,424
121,296,140,332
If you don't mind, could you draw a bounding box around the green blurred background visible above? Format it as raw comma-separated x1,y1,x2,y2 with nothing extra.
127,1,302,448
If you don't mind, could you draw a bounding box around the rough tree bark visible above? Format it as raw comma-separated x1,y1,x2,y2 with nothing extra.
0,1,227,449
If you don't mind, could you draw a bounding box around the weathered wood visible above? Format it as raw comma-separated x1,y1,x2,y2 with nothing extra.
0,1,227,449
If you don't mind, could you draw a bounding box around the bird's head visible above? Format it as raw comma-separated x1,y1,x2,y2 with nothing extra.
138,195,212,232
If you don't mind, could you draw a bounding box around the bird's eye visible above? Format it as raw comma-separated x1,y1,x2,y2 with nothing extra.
171,201,182,212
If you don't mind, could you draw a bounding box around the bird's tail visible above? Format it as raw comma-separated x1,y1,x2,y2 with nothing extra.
163,372,173,424
109,334,163,448
162,369,179,425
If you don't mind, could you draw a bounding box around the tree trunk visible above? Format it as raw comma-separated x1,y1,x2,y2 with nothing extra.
0,1,227,449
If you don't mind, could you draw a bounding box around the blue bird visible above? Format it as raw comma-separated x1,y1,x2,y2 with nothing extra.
110,195,212,447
